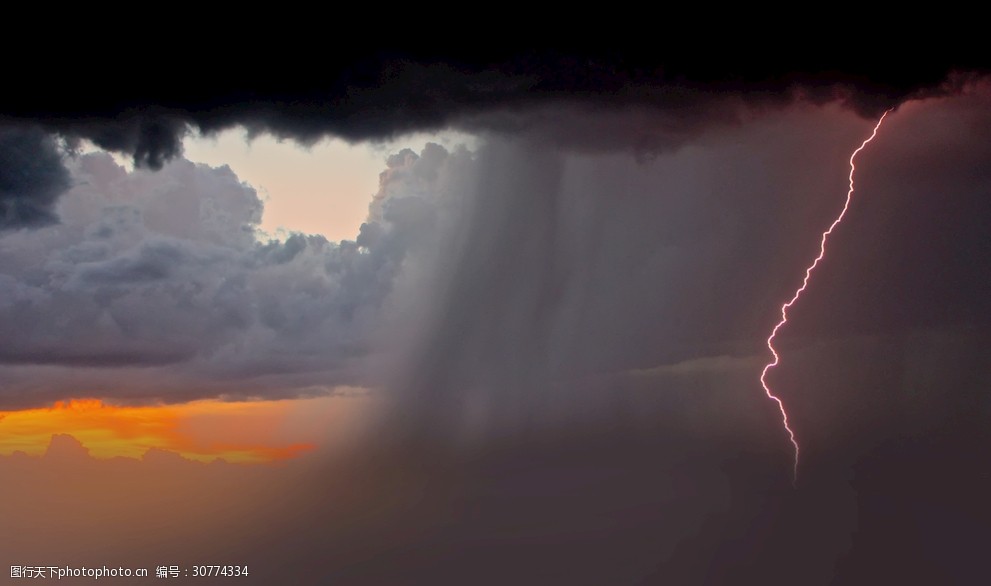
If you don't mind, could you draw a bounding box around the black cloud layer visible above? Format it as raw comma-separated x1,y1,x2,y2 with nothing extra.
6,44,991,144
8,50,987,130
2,37,987,228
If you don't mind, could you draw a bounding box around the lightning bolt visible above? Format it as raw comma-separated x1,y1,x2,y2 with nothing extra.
761,110,890,487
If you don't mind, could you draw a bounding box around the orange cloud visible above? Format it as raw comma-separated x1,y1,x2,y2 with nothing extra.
0,398,316,463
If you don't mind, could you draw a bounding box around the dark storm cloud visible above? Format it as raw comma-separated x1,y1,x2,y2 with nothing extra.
0,126,70,228
75,114,188,170
5,44,989,172
2,42,987,230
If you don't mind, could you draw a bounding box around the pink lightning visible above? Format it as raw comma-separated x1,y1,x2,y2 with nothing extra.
761,110,890,487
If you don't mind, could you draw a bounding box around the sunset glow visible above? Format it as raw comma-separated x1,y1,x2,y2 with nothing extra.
0,398,316,463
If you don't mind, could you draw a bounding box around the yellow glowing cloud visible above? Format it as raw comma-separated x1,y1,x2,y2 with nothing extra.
0,398,317,463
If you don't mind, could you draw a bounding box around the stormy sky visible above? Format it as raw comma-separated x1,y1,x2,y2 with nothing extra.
2,46,990,584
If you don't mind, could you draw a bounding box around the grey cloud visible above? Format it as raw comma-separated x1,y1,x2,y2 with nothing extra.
0,147,445,407
69,238,194,286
